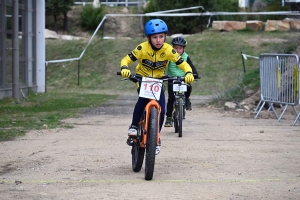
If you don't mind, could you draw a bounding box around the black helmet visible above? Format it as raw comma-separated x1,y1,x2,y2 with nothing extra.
171,36,187,47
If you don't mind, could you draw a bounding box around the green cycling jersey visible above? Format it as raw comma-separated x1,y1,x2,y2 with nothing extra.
166,52,188,77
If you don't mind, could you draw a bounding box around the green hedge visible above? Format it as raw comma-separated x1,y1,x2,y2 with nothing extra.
80,5,105,30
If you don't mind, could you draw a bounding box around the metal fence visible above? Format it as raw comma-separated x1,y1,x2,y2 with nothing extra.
254,53,300,125
74,0,147,7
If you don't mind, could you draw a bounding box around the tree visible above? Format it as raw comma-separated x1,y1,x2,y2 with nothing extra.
144,0,212,34
143,0,239,34
46,0,74,32
262,0,300,11
261,0,280,4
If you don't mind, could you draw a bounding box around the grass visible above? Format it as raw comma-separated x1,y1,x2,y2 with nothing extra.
0,90,116,141
2,5,300,141
46,29,300,96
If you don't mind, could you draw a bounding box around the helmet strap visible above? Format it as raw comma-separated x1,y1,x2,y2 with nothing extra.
147,33,166,51
148,40,161,51
147,36,165,51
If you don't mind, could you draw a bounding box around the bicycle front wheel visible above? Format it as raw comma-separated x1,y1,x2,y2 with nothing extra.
131,132,145,172
173,105,179,133
145,107,158,180
178,98,183,137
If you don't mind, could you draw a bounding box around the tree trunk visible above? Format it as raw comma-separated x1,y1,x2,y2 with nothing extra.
53,14,57,33
63,12,68,32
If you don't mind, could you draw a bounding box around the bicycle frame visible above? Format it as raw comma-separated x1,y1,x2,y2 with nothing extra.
174,91,186,117
118,72,198,180
171,76,200,136
172,81,187,137
118,72,165,181
138,99,161,148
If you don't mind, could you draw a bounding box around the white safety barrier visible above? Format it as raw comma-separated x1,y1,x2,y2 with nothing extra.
243,53,299,125
242,53,300,125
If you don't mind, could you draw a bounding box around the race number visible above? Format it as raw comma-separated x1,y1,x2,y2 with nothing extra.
173,81,187,92
139,77,163,100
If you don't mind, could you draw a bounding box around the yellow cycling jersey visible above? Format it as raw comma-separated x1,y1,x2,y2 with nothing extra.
120,41,192,78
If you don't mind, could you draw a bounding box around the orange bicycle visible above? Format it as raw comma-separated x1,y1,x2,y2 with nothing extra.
117,72,171,180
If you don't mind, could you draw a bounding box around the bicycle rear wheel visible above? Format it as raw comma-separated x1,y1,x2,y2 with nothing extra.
132,123,145,172
183,98,186,119
145,107,158,180
173,104,179,133
178,98,183,137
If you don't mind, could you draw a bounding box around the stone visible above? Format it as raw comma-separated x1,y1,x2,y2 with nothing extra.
212,21,246,31
103,36,116,39
224,102,237,110
60,35,82,40
170,33,183,38
122,7,128,13
93,0,100,8
246,20,264,31
287,20,300,30
45,29,60,39
265,20,290,31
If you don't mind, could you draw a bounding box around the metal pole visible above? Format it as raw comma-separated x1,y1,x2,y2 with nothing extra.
139,0,143,33
45,62,47,93
12,0,19,98
78,59,80,85
241,52,246,73
1,1,7,87
200,14,203,34
101,20,105,40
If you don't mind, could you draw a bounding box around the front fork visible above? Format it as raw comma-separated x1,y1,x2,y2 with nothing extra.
174,93,186,119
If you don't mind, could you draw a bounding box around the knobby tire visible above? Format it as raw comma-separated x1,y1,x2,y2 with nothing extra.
131,124,145,172
173,104,179,133
178,98,183,137
145,107,158,180
183,98,186,119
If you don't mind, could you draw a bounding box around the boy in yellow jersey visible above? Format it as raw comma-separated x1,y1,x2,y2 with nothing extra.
120,19,194,154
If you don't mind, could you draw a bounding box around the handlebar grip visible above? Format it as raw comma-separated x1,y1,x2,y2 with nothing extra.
193,74,200,79
117,72,121,75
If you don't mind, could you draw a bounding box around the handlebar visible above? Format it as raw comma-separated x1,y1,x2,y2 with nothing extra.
117,72,185,83
117,72,200,83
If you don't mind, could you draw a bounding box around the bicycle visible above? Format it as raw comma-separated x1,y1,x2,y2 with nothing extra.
171,78,187,138
117,72,171,180
170,76,200,138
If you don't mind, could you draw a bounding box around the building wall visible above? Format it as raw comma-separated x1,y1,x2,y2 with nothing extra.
36,0,45,93
239,0,250,8
239,0,256,8
0,0,45,99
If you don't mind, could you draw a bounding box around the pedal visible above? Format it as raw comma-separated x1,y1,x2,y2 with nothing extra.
126,137,133,146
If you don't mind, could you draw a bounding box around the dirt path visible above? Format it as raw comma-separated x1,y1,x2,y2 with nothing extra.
1,95,300,200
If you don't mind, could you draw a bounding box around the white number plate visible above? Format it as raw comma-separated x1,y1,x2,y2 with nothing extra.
139,77,163,100
173,82,187,92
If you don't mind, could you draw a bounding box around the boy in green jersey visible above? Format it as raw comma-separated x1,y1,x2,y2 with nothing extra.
164,36,199,127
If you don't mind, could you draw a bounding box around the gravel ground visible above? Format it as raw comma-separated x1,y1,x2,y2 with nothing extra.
1,95,300,200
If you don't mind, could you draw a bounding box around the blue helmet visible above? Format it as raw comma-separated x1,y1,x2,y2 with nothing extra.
144,19,168,36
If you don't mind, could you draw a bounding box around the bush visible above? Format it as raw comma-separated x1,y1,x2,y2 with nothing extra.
80,5,105,30
142,0,245,34
143,0,212,34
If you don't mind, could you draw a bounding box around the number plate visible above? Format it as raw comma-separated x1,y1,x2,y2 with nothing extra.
139,77,163,100
173,82,187,92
